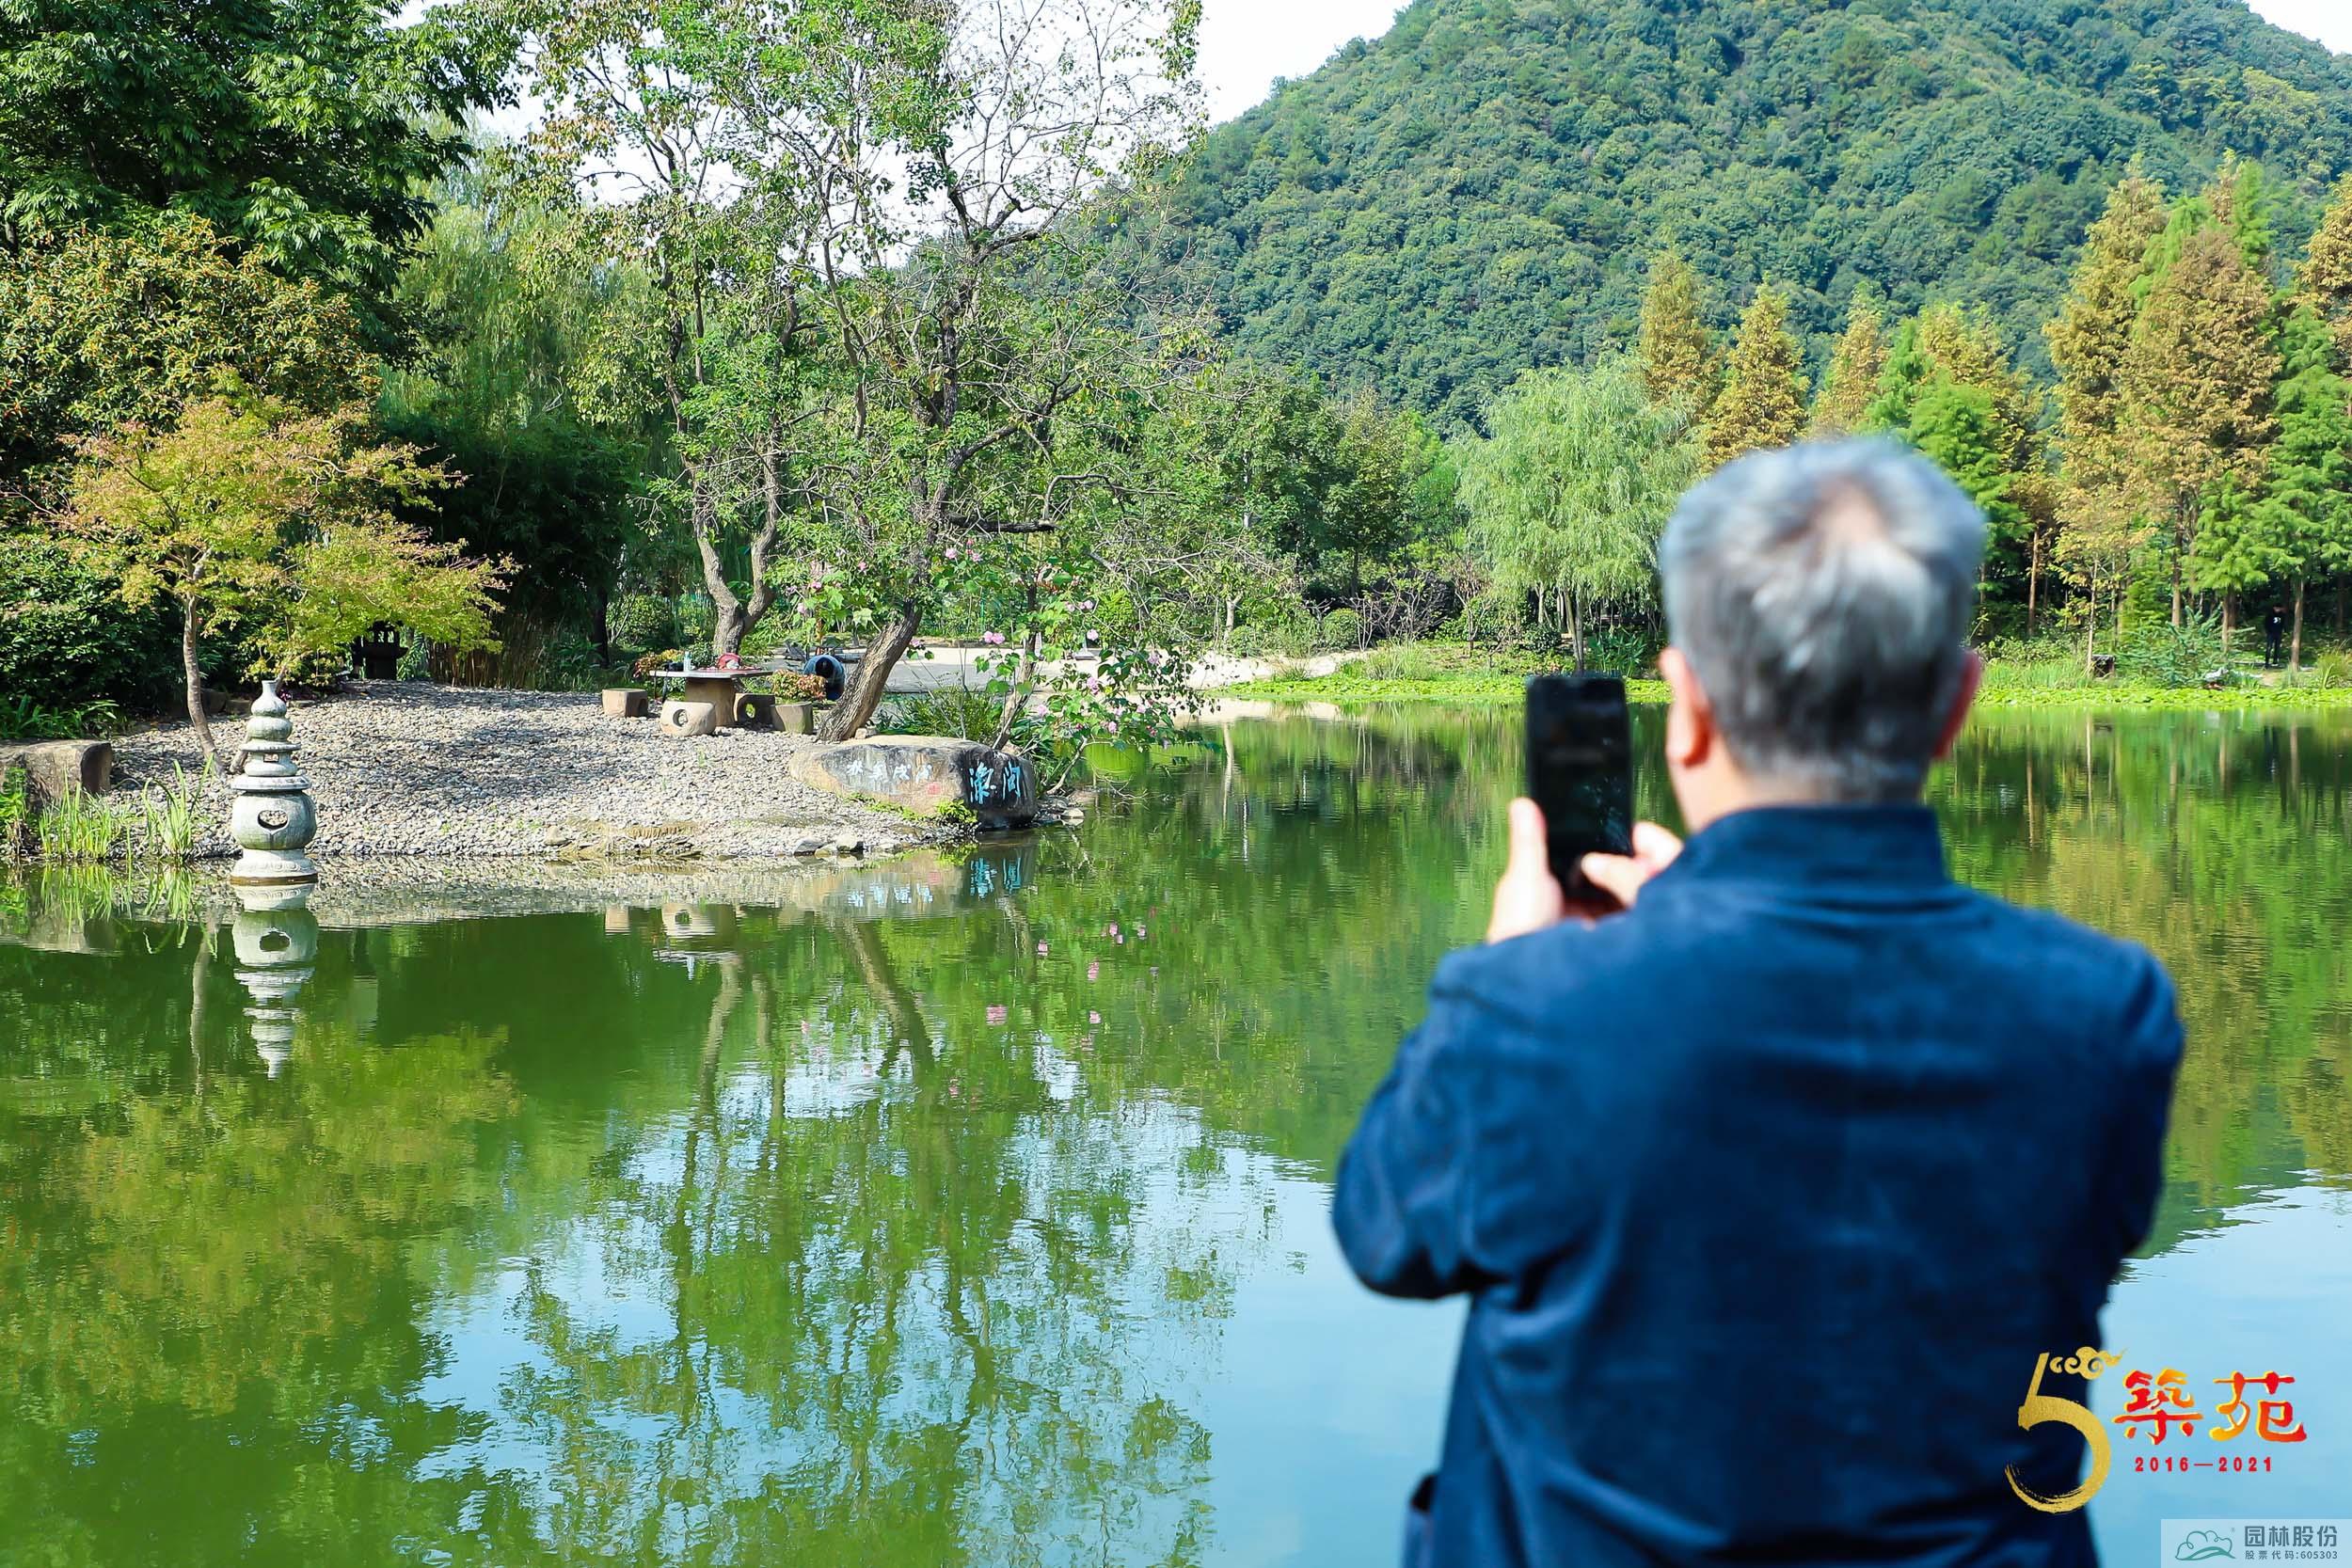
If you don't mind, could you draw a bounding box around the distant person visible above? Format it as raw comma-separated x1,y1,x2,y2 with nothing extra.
2264,604,2288,669
1335,440,2184,1568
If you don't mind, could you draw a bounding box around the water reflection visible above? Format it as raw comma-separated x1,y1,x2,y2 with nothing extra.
0,707,2346,1565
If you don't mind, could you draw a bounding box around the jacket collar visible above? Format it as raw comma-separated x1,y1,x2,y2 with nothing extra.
1657,803,1951,895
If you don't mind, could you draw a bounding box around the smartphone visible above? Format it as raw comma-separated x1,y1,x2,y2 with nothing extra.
1525,673,1634,899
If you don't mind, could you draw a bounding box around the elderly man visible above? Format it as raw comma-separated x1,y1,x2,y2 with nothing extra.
1335,441,2183,1568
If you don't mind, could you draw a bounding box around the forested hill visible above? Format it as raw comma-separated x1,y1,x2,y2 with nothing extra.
1125,0,2352,424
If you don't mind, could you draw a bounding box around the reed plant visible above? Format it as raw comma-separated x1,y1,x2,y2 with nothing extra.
134,764,205,860
33,786,124,862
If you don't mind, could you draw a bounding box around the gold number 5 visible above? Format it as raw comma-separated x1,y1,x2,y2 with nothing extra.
2007,1350,2117,1513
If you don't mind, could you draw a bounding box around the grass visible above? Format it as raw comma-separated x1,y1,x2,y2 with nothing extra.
133,764,206,860
33,786,124,862
1223,640,2352,710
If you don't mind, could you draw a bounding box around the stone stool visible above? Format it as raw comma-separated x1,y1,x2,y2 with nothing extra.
660,700,718,737
602,688,649,718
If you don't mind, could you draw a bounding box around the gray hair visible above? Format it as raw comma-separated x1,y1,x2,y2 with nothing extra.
1659,439,1984,802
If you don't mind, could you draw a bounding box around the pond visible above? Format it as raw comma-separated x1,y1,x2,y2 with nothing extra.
3,706,2348,1566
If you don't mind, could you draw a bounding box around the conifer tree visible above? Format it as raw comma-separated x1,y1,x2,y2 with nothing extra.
2299,175,2352,360
1704,285,1806,470
2048,173,2168,667
2121,222,2280,626
2253,307,2352,670
1808,294,1886,438
1637,252,1721,420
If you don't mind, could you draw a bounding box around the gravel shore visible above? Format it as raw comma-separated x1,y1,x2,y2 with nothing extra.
108,682,945,862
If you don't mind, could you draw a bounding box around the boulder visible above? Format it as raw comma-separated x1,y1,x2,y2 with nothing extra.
660,700,719,738
1,739,113,800
791,735,1040,827
602,688,649,719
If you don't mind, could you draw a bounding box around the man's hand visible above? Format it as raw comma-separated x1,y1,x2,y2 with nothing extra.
1579,823,1684,911
1490,802,1687,943
1487,798,1569,943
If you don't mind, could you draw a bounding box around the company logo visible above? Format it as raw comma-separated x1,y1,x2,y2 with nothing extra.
2006,1349,2313,1513
2163,1521,2347,1565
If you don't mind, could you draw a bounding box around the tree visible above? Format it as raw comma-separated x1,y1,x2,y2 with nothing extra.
1908,381,2024,555
376,187,658,644
772,0,1205,742
0,217,372,480
2252,308,2352,670
514,0,905,665
2302,174,2352,359
2048,173,2169,667
2122,222,2281,626
0,0,511,339
1456,358,1696,671
1704,286,1806,470
1636,252,1719,420
57,392,508,768
1809,294,1886,438
2187,477,2278,654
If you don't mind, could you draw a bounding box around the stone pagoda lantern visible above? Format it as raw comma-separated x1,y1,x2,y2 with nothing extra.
231,883,319,1077
230,679,319,887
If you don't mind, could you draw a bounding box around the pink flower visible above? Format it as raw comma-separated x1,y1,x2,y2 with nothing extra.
1089,1010,1102,1024
1036,941,1049,956
987,1004,1007,1024
1107,924,1120,938
946,546,959,559
1087,961,1099,981
1081,599,1095,610
949,1080,961,1097
1136,926,1146,940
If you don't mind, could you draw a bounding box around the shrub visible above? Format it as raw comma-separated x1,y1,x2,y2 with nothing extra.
771,671,830,702
1317,607,1366,651
1230,620,1311,659
0,534,182,712
678,594,718,645
610,594,677,652
2119,613,2230,689
2312,648,2352,689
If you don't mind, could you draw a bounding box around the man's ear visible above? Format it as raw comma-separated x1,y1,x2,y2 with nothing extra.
1931,649,1984,761
1660,646,1713,771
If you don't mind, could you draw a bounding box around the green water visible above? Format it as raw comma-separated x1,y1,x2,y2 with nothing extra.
3,708,2348,1566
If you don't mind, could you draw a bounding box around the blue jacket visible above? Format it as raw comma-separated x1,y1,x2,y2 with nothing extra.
1334,805,2183,1568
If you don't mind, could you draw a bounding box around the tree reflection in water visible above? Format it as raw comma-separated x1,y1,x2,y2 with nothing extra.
0,705,2345,1564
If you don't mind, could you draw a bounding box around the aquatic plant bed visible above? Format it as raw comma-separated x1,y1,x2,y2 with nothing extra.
107,682,946,861
1225,669,2352,710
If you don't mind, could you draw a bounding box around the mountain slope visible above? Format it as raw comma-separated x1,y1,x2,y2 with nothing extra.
1128,0,2352,424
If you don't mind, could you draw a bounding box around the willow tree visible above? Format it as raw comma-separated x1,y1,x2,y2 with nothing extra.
2047,173,2168,668
1703,286,1806,471
1457,358,1696,671
1808,293,1886,438
1637,251,1720,421
2121,222,2280,628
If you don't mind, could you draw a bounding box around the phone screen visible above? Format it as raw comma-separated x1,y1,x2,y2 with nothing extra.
1525,673,1633,896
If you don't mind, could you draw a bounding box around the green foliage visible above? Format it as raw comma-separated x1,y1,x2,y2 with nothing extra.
0,216,375,479
2120,611,2232,688
0,0,510,341
1456,357,1695,667
59,389,509,759
0,535,180,712
1125,0,2352,423
1316,607,1365,652
608,594,679,654
31,785,121,862
0,694,119,743
376,188,654,625
1705,285,1807,467
131,765,202,861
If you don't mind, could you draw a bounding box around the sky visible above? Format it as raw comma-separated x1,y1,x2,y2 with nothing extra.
1195,0,2352,123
